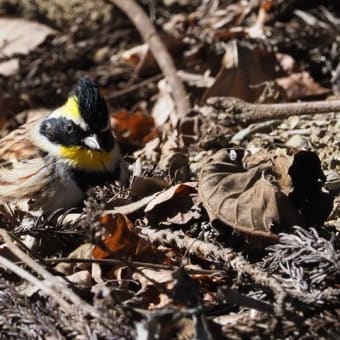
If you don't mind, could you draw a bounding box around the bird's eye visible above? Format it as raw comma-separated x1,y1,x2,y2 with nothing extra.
65,121,74,134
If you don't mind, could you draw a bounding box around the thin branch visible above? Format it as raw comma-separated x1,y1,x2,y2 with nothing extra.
139,227,286,316
44,257,223,276
107,0,190,120
59,192,160,224
0,255,74,312
207,97,340,124
0,229,100,319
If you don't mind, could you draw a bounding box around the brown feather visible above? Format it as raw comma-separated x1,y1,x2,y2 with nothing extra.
0,116,55,210
0,118,43,167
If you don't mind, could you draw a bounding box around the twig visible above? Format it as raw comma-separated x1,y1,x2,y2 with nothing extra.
0,255,74,312
0,229,100,319
207,97,340,124
139,227,286,315
107,0,190,120
59,192,161,224
44,257,224,276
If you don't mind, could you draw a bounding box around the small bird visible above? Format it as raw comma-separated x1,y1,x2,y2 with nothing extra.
0,78,128,213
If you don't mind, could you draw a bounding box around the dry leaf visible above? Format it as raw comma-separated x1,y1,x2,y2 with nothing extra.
133,268,174,298
272,156,294,195
202,40,284,103
55,243,94,275
198,149,303,239
149,293,173,309
92,213,153,260
112,110,158,146
145,183,199,226
66,270,92,286
130,176,169,199
276,71,330,100
0,59,19,77
0,18,56,58
115,34,184,76
152,79,176,126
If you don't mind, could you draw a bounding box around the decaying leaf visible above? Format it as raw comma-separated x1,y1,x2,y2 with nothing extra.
202,40,284,103
130,176,169,199
93,213,153,260
199,149,334,239
132,268,174,298
112,110,158,146
198,149,303,239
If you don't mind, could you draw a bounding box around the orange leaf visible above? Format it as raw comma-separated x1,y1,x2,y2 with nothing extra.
93,213,150,259
112,110,158,145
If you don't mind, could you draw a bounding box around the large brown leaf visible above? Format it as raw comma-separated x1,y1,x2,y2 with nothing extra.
201,40,284,103
0,18,56,58
198,149,302,239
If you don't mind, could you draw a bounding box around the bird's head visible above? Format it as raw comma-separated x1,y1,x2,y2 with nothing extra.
37,78,117,171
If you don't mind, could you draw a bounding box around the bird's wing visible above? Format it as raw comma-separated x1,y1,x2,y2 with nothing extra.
0,116,53,202
0,156,52,201
0,118,44,168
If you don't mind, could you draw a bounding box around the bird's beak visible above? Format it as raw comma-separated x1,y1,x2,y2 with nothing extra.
83,134,101,150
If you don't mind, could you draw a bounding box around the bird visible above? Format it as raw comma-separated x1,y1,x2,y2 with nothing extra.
0,78,128,213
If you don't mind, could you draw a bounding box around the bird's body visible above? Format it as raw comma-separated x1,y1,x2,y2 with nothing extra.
0,78,127,213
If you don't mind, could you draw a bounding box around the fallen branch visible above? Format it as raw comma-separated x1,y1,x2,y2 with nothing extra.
0,255,74,312
45,257,224,278
207,97,340,124
139,227,286,316
108,0,190,120
0,229,101,319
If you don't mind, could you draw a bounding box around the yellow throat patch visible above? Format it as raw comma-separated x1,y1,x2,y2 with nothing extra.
60,146,114,171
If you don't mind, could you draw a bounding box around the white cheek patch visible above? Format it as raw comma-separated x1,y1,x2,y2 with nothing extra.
31,121,62,157
49,107,87,130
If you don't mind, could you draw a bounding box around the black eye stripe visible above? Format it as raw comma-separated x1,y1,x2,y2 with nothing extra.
40,117,116,151
40,117,85,146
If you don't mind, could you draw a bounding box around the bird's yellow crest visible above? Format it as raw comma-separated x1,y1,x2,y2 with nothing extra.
60,96,81,121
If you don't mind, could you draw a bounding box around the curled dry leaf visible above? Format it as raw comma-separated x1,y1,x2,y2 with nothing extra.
145,183,200,226
198,149,303,240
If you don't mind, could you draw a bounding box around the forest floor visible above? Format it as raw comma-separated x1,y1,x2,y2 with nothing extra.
0,1,339,338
